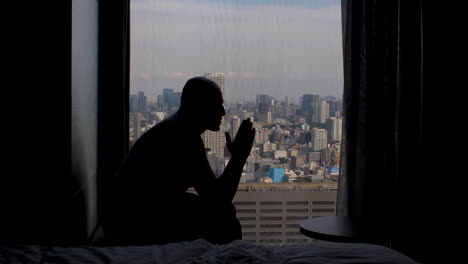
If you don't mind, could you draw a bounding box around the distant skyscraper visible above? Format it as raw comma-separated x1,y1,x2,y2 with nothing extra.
325,98,337,116
258,94,270,104
301,94,320,125
329,99,343,118
256,94,272,123
161,89,181,111
157,94,164,110
162,88,173,111
326,117,342,141
129,94,138,113
137,91,147,112
257,102,272,123
204,72,225,94
202,72,225,159
171,92,182,109
319,101,330,124
311,128,327,151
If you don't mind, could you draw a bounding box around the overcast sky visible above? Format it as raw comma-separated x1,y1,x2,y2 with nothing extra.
130,0,343,102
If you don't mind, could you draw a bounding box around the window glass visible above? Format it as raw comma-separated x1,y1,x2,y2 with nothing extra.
130,0,342,245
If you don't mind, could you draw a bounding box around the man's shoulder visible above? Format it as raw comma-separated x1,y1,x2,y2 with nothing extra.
126,118,180,163
144,115,179,137
131,113,201,156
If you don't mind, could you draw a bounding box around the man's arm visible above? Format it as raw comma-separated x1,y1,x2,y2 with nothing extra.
194,119,255,202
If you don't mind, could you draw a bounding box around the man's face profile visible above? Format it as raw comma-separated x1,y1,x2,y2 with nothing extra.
180,77,226,132
201,92,225,132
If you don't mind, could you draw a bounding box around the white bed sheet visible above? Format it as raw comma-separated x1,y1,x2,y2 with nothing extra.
1,239,419,264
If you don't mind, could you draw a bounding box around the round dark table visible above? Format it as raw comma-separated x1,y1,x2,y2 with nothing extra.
300,216,388,244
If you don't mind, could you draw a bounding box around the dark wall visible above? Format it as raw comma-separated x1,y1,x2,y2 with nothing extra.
1,0,126,245
1,1,72,244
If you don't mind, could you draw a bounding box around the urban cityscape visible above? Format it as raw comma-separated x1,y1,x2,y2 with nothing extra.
130,72,342,245
130,72,342,185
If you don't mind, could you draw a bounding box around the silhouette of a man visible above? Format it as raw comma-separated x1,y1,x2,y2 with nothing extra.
105,77,255,245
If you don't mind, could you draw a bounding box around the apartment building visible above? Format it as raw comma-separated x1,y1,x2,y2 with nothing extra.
233,182,338,245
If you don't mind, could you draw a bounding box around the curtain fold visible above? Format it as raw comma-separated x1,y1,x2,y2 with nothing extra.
97,0,130,241
338,0,423,260
338,0,401,219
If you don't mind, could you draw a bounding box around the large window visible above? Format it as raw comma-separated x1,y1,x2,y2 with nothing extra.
130,0,343,245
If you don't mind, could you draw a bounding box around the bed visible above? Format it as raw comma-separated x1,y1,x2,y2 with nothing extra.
2,238,418,264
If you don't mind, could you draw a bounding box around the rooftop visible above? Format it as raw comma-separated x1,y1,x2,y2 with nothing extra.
237,182,338,191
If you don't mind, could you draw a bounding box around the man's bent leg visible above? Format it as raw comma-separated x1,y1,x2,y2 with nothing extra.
120,193,242,245
195,196,242,244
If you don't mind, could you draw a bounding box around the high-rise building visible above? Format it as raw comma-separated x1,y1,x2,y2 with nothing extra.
301,94,320,125
162,88,173,111
326,117,342,142
137,91,147,112
162,88,173,100
257,103,272,123
129,94,138,113
257,94,270,104
329,99,343,118
171,92,182,110
202,73,225,159
161,88,181,111
204,72,225,94
257,94,272,123
319,101,330,124
156,94,164,111
323,96,336,115
336,118,342,141
311,128,327,151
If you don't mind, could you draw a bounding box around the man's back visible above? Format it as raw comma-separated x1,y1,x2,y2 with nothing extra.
112,114,213,211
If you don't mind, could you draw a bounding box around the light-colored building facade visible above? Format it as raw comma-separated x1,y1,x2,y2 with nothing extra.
232,182,337,245
311,128,327,151
326,117,342,142
202,72,226,159
319,101,330,124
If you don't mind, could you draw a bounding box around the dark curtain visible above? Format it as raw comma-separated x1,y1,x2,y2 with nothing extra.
338,0,424,262
96,0,130,239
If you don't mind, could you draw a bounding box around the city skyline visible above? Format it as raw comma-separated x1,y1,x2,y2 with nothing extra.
130,0,343,101
129,84,342,184
131,88,341,105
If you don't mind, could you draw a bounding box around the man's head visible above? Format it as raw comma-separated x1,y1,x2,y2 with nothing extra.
179,76,225,132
